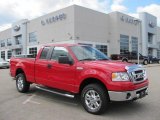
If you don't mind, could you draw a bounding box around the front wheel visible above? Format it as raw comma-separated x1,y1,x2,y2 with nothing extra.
143,60,148,65
81,84,109,115
16,73,30,93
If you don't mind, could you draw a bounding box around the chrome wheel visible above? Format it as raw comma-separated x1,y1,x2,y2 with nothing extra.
85,90,102,111
17,77,24,91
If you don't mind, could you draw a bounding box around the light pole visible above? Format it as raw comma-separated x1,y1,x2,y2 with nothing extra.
134,19,141,64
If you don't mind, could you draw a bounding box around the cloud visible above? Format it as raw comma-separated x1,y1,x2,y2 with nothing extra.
0,23,11,32
137,4,160,26
111,0,127,12
0,0,109,31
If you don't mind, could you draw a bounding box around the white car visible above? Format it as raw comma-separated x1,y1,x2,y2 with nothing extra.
0,58,10,68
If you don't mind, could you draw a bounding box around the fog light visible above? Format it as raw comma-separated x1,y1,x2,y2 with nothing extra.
126,93,131,99
136,93,140,98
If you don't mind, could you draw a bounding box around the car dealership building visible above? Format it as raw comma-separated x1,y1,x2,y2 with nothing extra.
0,5,160,61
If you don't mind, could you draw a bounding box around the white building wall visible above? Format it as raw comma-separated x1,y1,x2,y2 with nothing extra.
139,12,158,57
0,29,11,60
108,12,141,55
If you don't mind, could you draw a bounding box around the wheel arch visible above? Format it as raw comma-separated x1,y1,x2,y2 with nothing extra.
122,57,128,62
79,77,108,95
16,68,25,77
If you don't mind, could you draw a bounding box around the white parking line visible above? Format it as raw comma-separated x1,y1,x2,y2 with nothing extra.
23,94,40,105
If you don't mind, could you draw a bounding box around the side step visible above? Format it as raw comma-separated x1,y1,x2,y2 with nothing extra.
35,85,75,98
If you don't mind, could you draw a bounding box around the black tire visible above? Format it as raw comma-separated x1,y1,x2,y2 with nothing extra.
143,60,148,65
16,73,30,93
81,84,109,115
149,60,153,64
158,60,160,64
122,59,128,62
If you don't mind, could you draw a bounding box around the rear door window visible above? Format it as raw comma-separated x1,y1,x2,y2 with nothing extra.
40,47,50,59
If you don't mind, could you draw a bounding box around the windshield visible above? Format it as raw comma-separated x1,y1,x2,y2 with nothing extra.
70,46,110,61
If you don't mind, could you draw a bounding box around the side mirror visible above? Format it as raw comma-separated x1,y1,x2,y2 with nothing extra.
58,56,73,65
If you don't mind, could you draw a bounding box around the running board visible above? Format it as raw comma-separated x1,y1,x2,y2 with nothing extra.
35,85,75,98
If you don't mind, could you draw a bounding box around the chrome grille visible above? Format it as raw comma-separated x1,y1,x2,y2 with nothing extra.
125,65,147,84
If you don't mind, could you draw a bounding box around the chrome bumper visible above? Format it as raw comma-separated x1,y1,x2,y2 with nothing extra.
108,86,148,101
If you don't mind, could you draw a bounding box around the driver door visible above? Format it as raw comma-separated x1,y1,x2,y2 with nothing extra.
47,47,76,92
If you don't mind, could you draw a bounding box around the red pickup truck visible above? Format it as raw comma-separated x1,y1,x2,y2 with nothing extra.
10,44,149,114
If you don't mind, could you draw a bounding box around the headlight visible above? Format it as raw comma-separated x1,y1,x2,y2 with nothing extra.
143,70,148,80
112,72,130,81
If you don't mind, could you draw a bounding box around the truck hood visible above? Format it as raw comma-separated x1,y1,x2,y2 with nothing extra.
82,60,133,72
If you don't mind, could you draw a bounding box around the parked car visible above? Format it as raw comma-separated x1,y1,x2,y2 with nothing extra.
148,56,160,64
10,44,149,114
111,52,149,65
0,58,10,68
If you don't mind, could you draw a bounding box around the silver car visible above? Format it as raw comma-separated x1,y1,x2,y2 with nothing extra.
0,58,9,68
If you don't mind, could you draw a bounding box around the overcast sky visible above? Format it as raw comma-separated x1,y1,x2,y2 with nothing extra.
0,0,160,31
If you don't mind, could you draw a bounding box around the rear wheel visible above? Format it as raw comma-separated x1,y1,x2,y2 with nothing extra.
81,84,109,115
16,73,30,93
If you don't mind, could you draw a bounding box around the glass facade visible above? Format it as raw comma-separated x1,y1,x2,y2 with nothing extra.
7,50,12,59
120,34,129,55
1,51,5,60
131,37,138,53
96,45,108,55
29,32,37,42
29,47,37,57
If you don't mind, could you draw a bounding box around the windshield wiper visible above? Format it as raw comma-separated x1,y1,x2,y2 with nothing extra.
79,58,96,61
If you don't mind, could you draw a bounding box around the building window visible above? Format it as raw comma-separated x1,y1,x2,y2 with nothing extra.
15,49,21,55
29,32,37,42
15,35,22,45
120,34,129,55
1,51,5,60
7,38,12,46
96,45,108,55
1,40,5,47
7,50,12,59
148,33,153,44
131,37,138,53
29,47,37,57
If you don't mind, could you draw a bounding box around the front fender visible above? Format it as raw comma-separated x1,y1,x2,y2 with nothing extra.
76,68,111,90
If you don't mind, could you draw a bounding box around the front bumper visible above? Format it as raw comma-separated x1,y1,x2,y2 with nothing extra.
108,86,148,101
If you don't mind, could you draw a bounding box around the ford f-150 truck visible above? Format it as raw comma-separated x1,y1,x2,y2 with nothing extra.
10,44,149,114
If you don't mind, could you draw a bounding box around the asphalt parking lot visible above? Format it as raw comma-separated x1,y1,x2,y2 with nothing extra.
0,65,160,120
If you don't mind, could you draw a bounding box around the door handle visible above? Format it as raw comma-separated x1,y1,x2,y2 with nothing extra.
47,64,52,69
